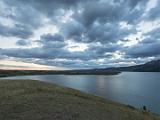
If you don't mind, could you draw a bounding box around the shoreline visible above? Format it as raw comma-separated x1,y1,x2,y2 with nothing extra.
0,80,159,120
0,69,120,77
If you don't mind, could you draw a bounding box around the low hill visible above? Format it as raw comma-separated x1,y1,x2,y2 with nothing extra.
104,60,160,72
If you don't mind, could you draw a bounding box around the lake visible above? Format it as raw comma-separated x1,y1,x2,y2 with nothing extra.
1,72,160,114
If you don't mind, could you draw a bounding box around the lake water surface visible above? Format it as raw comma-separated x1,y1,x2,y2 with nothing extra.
1,72,160,114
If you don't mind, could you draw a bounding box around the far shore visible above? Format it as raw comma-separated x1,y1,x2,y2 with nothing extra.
0,69,120,77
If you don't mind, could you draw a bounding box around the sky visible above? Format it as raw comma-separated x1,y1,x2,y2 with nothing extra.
0,0,160,70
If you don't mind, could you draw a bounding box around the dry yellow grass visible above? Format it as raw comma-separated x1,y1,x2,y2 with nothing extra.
0,80,159,120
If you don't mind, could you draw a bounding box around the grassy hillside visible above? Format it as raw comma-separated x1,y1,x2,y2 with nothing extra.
0,80,159,120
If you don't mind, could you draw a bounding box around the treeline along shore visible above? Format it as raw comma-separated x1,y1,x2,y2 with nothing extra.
0,69,120,77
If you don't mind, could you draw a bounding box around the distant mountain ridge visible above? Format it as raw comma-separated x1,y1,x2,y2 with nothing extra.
104,59,160,72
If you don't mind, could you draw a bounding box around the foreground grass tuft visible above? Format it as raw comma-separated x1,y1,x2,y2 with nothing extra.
0,80,159,120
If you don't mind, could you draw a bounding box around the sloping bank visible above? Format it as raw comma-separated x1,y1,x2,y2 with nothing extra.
0,80,159,120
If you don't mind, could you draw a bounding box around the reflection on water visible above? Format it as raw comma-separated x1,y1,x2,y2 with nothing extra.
1,72,160,114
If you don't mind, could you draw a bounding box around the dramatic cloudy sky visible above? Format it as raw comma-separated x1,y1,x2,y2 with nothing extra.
0,0,160,70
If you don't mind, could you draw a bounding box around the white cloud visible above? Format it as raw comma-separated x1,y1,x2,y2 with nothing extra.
32,24,59,40
66,40,88,52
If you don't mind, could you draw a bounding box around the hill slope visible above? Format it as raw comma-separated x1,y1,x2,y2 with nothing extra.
105,60,160,72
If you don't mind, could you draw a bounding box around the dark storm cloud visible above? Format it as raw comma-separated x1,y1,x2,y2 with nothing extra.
1,0,145,41
0,0,44,39
60,20,85,41
0,38,117,61
3,0,92,18
126,42,160,58
38,33,66,48
127,0,147,8
60,0,145,45
0,0,160,68
73,0,148,27
0,24,33,39
16,39,31,46
60,19,137,44
10,5,43,29
41,34,64,42
79,2,122,26
85,22,136,43
88,42,122,55
125,27,160,58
